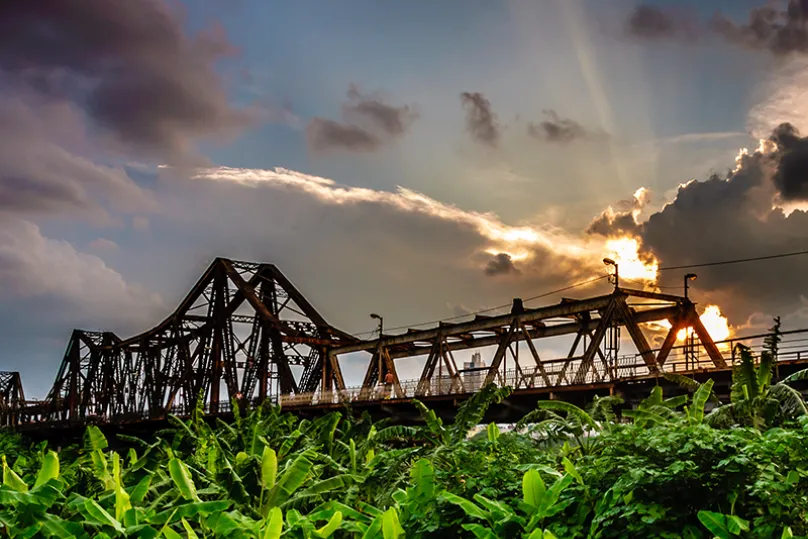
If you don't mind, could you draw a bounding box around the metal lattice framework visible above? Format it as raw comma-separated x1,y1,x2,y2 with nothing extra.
3,257,787,428
303,286,727,406
18,258,356,425
0,372,24,427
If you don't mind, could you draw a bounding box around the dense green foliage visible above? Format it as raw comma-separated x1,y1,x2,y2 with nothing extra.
1,323,807,538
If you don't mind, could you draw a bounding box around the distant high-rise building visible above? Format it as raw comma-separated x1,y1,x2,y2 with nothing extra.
463,351,486,392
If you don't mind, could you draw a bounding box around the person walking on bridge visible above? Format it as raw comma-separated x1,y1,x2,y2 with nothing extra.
384,371,395,399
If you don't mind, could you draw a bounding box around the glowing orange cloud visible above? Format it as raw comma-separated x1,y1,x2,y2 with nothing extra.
657,304,733,350
603,237,659,283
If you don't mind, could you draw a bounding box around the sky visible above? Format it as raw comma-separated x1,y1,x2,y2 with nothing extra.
5,0,808,397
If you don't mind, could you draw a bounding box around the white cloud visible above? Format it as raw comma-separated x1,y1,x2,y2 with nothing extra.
190,165,633,274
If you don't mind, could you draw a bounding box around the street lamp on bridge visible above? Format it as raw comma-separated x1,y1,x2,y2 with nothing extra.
684,273,697,299
370,313,383,338
603,258,618,290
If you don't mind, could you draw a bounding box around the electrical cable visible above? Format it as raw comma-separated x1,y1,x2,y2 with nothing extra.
658,249,808,271
353,247,808,337
353,274,610,337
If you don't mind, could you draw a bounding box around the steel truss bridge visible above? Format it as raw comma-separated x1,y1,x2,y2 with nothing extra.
2,258,808,430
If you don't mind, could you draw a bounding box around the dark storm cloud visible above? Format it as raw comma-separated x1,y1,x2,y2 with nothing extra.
626,5,693,39
343,84,418,137
484,253,520,276
460,92,501,147
0,97,154,220
627,1,808,56
306,85,417,153
587,188,649,238
625,4,703,41
527,110,594,144
587,210,642,237
306,118,381,153
710,0,808,55
769,123,808,200
590,123,808,325
0,0,249,160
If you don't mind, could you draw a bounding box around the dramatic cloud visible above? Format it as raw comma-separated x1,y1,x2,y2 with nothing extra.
588,124,808,326
748,56,808,137
306,85,417,153
769,123,808,200
190,165,606,267
460,92,501,147
710,1,808,56
0,0,250,161
627,1,808,56
587,187,649,237
527,110,599,144
0,97,156,220
484,253,520,276
343,84,418,136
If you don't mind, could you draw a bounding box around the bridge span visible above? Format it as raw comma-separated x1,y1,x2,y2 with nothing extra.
1,258,806,432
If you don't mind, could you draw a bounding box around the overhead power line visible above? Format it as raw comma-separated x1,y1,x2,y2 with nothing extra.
354,247,808,337
658,249,808,271
353,274,609,337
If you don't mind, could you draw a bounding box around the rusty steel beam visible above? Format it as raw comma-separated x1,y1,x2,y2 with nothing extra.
6,258,355,427
334,289,686,357
615,298,659,374
334,294,619,355
384,305,682,359
691,309,728,368
572,300,616,384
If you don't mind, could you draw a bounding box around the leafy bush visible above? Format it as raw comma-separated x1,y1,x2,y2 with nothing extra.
0,333,806,538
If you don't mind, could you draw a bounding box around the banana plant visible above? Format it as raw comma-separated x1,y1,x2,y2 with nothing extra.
516,400,604,455
440,464,575,537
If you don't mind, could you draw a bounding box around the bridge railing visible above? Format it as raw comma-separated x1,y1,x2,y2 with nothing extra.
13,330,808,420
278,329,808,408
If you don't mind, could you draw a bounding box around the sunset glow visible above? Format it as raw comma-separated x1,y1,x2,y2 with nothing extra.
603,237,659,282
657,305,733,351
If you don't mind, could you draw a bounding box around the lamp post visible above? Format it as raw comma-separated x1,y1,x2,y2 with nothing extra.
370,313,385,392
684,273,697,299
370,313,383,337
603,258,618,290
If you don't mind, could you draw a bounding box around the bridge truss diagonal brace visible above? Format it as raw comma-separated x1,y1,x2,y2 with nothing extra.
325,350,346,392
360,343,404,399
655,304,727,369
416,333,464,397
572,300,617,385
220,260,286,330
519,321,552,388
556,330,584,386
656,310,686,367
688,306,728,368
585,329,614,382
483,319,519,387
615,297,660,375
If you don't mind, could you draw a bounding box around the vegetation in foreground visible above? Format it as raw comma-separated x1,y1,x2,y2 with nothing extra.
1,321,808,538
